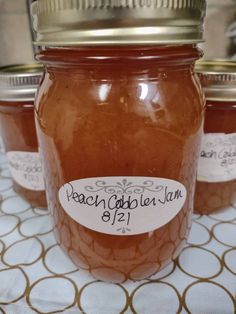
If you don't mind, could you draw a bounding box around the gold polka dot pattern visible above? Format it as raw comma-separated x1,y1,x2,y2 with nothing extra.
195,181,236,215
0,150,236,313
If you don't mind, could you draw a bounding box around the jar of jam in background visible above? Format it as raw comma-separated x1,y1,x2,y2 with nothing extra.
195,60,236,215
0,64,47,208
32,0,206,281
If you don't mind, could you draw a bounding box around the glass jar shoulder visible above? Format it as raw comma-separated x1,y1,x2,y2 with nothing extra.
36,65,204,140
204,100,236,134
0,100,38,151
0,101,34,113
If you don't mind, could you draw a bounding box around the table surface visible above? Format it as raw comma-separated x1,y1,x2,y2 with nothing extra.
0,147,235,314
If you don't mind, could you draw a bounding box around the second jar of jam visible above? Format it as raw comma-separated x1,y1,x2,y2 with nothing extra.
32,0,206,281
0,64,47,208
195,60,236,214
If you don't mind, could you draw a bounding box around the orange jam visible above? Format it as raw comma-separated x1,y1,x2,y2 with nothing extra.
35,45,204,281
0,65,47,208
195,61,236,215
32,0,206,281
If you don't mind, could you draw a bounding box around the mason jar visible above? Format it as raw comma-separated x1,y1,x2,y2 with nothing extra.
0,64,47,208
32,0,206,281
195,60,236,214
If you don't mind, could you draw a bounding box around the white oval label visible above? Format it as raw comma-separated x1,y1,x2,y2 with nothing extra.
7,151,45,191
198,133,236,183
58,177,187,236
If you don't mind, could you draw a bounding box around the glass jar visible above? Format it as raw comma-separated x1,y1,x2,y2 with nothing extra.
32,0,206,281
195,60,236,214
0,64,47,208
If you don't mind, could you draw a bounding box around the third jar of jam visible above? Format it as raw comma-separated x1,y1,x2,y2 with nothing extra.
0,64,47,208
32,0,206,281
195,60,236,214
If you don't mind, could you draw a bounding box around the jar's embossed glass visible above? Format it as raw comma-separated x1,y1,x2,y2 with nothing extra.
0,65,47,208
32,0,206,281
195,61,236,214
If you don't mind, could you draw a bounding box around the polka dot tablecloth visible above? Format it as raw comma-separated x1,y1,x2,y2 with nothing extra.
0,151,236,313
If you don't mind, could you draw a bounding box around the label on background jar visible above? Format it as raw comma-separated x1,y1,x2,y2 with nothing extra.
198,133,236,183
6,151,45,191
58,177,187,236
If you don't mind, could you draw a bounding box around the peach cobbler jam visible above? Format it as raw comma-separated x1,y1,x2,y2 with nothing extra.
195,60,236,214
32,0,206,281
0,64,46,208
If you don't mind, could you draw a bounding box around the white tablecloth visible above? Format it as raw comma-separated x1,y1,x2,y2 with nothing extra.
0,150,235,314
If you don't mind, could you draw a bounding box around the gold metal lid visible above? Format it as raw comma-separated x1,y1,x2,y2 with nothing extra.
196,60,236,102
0,64,43,102
32,0,206,46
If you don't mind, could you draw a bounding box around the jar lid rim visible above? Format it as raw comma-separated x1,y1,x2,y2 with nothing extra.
196,59,236,76
196,60,236,102
0,64,43,102
32,0,206,46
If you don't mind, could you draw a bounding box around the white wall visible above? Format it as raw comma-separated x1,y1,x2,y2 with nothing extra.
203,0,236,59
0,0,235,66
0,0,34,66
